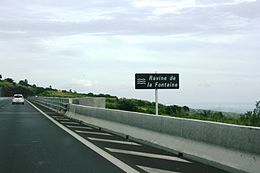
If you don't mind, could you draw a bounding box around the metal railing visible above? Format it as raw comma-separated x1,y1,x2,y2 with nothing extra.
28,96,69,112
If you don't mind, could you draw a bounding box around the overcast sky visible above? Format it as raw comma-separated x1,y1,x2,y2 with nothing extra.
0,0,260,109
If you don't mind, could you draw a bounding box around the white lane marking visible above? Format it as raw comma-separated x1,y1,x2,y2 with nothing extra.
60,121,79,125
52,116,64,118
106,148,191,163
88,137,142,146
55,118,70,120
56,119,71,121
67,125,93,130
137,165,181,173
75,130,112,136
27,100,140,173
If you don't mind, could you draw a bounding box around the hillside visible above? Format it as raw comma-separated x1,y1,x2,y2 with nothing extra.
0,76,259,127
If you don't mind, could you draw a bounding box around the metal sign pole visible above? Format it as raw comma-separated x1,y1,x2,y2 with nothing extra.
155,88,158,115
155,71,158,115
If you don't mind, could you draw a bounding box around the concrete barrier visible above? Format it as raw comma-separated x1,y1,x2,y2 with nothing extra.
30,97,260,173
0,87,2,97
71,97,105,108
0,97,10,101
65,104,260,173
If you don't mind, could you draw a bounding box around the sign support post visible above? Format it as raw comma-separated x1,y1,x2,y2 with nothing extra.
155,88,158,115
155,71,158,115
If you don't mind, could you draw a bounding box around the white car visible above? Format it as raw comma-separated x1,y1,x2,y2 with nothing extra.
12,94,25,104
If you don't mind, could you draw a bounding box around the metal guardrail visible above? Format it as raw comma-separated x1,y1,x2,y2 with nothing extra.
28,97,68,112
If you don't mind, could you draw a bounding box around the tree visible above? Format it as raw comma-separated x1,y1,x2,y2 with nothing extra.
239,101,260,127
87,92,94,97
118,98,138,112
201,110,211,117
183,106,190,112
0,74,2,80
18,79,29,86
253,101,260,116
212,112,224,118
5,78,14,83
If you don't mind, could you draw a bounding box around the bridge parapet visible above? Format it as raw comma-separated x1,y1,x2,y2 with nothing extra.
29,96,105,111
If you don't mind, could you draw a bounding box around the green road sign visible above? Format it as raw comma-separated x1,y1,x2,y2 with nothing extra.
135,73,179,89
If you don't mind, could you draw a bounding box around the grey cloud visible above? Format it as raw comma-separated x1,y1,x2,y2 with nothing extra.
197,0,235,5
0,0,259,105
0,0,258,38
222,0,260,18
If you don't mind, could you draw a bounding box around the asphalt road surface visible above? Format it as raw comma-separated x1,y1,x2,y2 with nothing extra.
0,98,228,173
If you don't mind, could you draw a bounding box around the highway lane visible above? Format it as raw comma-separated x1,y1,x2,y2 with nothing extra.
0,98,229,173
0,99,125,173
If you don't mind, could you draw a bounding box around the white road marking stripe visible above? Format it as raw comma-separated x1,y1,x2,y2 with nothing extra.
55,118,70,121
88,137,142,146
60,121,79,125
52,116,64,118
56,119,71,122
76,130,112,136
106,148,191,163
137,165,180,173
27,100,140,173
67,125,93,130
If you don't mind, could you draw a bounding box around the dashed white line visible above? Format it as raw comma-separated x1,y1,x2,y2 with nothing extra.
52,116,64,118
67,126,93,130
55,118,71,121
106,148,191,163
76,130,113,136
88,137,142,146
60,121,79,125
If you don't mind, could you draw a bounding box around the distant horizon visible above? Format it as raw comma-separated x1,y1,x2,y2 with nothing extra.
176,102,255,114
0,76,257,114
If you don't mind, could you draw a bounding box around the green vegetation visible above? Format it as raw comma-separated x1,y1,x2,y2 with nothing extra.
40,90,86,98
1,75,259,127
106,97,189,115
106,97,244,125
239,101,260,127
0,77,52,97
